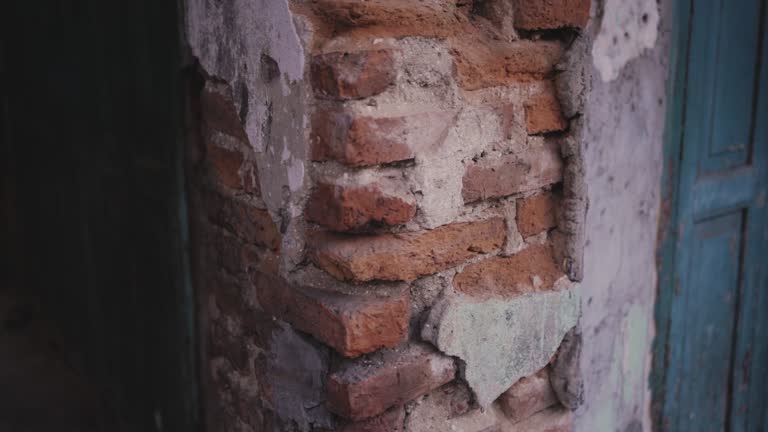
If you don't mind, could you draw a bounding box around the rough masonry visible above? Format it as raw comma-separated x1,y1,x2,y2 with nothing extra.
183,1,593,431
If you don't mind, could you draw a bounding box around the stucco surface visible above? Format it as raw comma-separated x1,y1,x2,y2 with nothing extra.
576,0,670,430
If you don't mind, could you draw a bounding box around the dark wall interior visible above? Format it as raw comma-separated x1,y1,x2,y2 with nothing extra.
1,2,198,431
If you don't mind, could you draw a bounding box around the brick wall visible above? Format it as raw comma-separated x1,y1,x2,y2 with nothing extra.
185,1,591,431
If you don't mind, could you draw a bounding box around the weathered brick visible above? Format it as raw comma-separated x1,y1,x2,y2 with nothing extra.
462,140,563,203
310,0,459,38
453,244,565,299
206,143,244,190
525,87,568,135
255,273,409,357
506,406,574,431
306,182,416,232
311,109,453,167
498,368,558,423
311,50,396,100
326,344,456,420
309,218,506,283
206,192,281,251
517,192,558,237
451,38,564,90
513,0,591,31
337,406,405,432
200,82,248,141
311,110,413,166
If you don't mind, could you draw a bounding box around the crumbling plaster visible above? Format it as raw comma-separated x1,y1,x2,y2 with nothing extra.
185,0,312,270
575,0,670,430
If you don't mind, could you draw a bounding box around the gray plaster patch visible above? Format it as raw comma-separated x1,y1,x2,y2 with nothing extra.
592,0,659,82
422,281,581,407
267,322,333,431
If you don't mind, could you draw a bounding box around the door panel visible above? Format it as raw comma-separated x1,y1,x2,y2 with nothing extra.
655,0,768,430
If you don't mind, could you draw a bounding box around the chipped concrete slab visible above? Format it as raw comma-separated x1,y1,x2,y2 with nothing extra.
422,280,581,407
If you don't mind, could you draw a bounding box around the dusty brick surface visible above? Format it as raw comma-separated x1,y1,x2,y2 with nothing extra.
306,182,416,232
513,0,591,30
517,192,558,237
311,50,396,100
311,110,413,166
498,368,558,423
256,273,409,358
309,0,459,38
462,140,563,203
200,82,248,141
326,344,456,420
309,218,506,283
525,87,568,135
450,38,564,90
206,144,244,190
453,244,565,299
336,406,405,432
205,193,280,251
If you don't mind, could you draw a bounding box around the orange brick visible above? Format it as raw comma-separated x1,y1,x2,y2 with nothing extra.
327,344,456,420
513,0,591,30
311,50,396,100
255,273,409,358
309,218,506,283
525,86,568,135
462,140,563,203
306,182,416,231
517,192,558,237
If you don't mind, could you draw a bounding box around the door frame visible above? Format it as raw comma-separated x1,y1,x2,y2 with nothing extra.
652,0,768,430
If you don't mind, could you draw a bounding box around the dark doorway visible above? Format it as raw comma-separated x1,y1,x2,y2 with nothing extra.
1,2,198,431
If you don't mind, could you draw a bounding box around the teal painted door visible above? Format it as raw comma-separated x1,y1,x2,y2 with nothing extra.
653,0,768,431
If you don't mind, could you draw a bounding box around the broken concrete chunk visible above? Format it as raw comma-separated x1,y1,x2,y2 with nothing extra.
422,280,581,407
549,326,585,410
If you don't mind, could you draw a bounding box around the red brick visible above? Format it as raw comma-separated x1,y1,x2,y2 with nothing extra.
311,110,413,166
311,50,396,100
450,37,564,90
309,0,459,39
517,192,558,237
306,182,416,232
510,406,574,431
200,82,248,141
337,406,405,432
525,86,568,135
255,273,409,357
309,218,506,283
206,193,281,251
326,344,456,420
453,244,565,299
207,143,244,190
498,368,558,423
462,140,563,203
513,0,591,30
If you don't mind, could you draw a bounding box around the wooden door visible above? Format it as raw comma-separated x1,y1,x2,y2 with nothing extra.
653,0,768,431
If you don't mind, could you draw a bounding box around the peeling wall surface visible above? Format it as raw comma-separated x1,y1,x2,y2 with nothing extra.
576,0,670,430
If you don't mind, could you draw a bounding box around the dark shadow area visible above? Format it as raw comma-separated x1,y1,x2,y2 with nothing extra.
1,2,198,431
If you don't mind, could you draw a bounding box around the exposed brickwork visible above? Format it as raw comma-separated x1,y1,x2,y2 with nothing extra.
309,218,506,283
513,0,591,31
306,182,416,231
525,86,569,135
256,273,409,358
311,50,396,100
517,192,559,237
186,0,589,430
326,344,456,420
498,368,558,422
462,140,564,203
454,244,565,298
311,110,413,166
